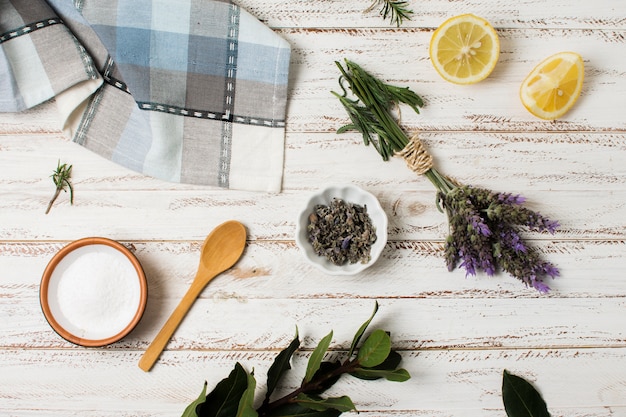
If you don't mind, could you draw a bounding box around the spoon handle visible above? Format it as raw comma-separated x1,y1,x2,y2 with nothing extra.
138,280,208,372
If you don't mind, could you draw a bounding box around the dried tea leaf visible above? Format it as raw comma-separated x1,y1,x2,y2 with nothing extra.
307,199,377,265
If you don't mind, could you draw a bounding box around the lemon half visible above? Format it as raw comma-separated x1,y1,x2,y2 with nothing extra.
429,14,500,85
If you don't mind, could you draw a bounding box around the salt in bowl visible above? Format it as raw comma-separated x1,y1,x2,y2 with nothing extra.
40,237,148,347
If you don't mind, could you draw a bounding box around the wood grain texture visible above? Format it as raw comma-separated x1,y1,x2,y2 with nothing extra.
236,0,626,30
1,1,625,416
0,348,624,416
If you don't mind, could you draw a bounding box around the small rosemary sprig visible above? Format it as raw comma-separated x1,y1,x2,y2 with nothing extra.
364,0,413,27
45,160,74,214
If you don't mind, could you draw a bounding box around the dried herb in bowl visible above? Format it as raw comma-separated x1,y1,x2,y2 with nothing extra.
307,198,377,265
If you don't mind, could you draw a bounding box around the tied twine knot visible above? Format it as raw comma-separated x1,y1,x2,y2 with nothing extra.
396,133,433,175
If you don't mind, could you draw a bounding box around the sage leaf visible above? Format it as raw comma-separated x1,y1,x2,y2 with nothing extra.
295,394,356,413
502,370,550,417
236,371,258,417
197,362,249,417
269,402,341,417
357,329,391,368
348,301,379,358
351,367,410,382
181,381,207,417
266,328,300,403
304,331,333,383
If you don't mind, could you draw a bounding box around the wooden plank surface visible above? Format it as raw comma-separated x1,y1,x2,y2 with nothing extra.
1,0,625,416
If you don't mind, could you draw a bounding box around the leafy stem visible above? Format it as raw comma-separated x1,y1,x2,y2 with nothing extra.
333,59,455,198
333,60,419,160
187,302,409,417
45,160,74,214
257,358,360,416
364,0,413,27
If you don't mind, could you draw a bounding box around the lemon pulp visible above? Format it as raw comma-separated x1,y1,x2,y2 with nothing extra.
520,51,584,120
429,14,500,85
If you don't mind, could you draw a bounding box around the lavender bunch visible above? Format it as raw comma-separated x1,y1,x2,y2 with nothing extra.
439,185,559,293
332,59,560,293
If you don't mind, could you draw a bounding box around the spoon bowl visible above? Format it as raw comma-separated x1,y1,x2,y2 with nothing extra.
138,220,247,371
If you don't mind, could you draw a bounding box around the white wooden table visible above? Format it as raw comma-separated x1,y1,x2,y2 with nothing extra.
1,1,625,415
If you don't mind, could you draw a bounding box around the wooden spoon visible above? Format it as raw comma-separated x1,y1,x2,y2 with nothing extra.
138,220,247,372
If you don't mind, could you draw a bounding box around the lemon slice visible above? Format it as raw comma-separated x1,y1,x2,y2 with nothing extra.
429,14,500,85
520,51,584,120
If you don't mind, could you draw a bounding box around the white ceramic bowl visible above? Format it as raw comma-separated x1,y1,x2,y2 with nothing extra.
40,237,148,347
295,185,388,275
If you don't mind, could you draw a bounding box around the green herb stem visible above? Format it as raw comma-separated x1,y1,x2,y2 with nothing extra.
258,359,360,416
334,59,458,196
365,0,413,27
424,167,456,195
45,160,74,214
335,60,410,159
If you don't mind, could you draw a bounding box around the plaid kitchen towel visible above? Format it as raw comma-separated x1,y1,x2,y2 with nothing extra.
0,0,291,192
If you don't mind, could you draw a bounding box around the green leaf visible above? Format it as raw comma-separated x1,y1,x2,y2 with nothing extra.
502,370,551,417
385,84,423,114
196,363,249,417
269,402,342,417
351,367,410,382
181,381,207,417
350,350,402,380
304,331,333,383
308,361,342,395
265,328,300,403
295,394,356,413
236,371,258,417
356,329,391,368
348,301,379,358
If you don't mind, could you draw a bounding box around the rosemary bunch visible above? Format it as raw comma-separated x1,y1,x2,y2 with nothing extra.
332,59,560,293
331,59,454,193
365,0,413,27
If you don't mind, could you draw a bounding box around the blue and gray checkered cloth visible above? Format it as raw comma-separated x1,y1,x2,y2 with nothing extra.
1,0,291,191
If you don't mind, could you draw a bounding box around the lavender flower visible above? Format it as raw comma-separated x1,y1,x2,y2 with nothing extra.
440,185,560,292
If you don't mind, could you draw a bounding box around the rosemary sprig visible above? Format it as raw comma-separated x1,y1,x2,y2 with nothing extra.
45,160,74,214
364,0,413,27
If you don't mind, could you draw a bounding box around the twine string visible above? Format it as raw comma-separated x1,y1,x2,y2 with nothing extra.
396,133,433,175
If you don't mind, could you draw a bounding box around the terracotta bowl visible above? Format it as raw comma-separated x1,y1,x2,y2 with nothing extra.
295,184,388,275
40,237,148,347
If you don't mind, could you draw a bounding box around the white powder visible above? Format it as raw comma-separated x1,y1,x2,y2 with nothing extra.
52,245,141,340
